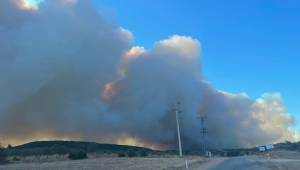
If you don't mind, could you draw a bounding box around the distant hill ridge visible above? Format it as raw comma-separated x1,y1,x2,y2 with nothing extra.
6,140,153,156
5,140,300,157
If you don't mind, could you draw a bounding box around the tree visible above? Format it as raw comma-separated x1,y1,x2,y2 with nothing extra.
7,144,12,149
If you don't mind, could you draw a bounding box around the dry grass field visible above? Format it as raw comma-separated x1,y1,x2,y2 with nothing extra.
2,151,300,170
0,156,204,170
253,150,300,170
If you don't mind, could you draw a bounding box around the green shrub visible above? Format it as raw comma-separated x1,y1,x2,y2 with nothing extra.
68,151,87,160
117,153,126,157
138,150,148,157
127,150,137,157
13,156,20,161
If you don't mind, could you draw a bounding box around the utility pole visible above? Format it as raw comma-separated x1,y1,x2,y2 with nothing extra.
174,101,183,157
199,115,207,155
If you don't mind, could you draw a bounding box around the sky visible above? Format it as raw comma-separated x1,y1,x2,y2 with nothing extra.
95,0,300,130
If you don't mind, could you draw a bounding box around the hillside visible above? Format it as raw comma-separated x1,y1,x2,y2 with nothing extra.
274,141,300,151
4,140,300,157
5,141,153,156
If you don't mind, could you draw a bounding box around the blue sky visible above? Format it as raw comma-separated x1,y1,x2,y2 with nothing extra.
95,0,300,130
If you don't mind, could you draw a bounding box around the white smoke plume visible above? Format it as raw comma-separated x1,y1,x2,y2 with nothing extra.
0,0,297,149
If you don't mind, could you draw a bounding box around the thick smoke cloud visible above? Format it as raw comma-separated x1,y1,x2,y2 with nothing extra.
0,0,297,149
0,0,132,145
104,36,297,149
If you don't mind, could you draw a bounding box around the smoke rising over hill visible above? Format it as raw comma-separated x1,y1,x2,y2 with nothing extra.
0,0,297,149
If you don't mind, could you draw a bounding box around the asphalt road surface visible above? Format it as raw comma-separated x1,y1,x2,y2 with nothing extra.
198,157,270,170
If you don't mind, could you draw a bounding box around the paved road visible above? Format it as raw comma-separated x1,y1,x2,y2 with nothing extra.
194,157,270,170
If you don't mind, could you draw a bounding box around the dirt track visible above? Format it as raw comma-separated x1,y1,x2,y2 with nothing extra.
204,157,268,170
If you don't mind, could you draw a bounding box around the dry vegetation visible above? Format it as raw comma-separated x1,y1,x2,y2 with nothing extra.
0,156,204,170
2,141,300,170
249,150,300,170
